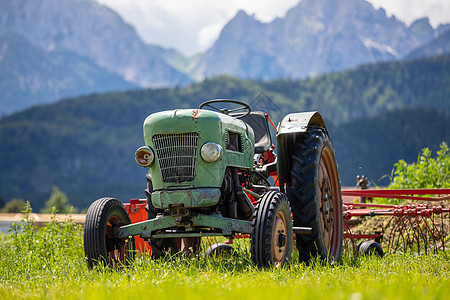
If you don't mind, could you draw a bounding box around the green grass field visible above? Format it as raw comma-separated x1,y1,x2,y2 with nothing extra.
0,213,449,300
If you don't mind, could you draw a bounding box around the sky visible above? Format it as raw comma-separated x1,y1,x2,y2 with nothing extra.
95,0,450,56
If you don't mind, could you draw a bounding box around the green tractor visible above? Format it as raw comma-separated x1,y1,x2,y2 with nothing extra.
83,99,343,268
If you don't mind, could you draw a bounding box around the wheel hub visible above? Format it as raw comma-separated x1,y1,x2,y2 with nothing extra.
277,231,287,248
105,220,131,266
272,211,288,264
321,180,334,228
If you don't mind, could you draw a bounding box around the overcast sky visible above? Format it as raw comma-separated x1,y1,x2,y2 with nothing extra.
95,0,450,56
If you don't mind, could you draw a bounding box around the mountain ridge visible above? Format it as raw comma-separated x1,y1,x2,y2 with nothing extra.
0,32,137,116
1,0,450,116
0,0,191,87
193,0,447,80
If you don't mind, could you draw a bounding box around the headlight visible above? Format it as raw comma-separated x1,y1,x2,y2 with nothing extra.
135,146,155,167
201,142,223,163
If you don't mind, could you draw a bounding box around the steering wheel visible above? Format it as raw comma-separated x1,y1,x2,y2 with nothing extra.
199,99,251,119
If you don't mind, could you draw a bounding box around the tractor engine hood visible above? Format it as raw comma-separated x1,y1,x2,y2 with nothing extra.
142,109,255,192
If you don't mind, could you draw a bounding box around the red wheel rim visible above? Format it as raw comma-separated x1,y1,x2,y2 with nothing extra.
105,215,131,267
272,211,288,266
318,146,342,258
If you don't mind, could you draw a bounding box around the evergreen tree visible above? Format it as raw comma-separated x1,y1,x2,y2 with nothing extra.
41,186,75,214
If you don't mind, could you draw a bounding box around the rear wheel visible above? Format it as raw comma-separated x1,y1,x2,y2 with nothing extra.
251,191,293,267
84,197,135,269
287,128,343,262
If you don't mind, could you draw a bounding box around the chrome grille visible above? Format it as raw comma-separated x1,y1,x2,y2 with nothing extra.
152,133,199,183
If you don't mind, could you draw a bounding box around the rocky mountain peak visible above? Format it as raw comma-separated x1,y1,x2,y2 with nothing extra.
407,18,434,41
193,0,444,80
0,0,190,87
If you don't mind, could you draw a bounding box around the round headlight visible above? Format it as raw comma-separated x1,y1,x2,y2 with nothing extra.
135,146,155,167
201,142,223,163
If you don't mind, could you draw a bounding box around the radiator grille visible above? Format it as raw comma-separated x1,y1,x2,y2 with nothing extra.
152,133,199,183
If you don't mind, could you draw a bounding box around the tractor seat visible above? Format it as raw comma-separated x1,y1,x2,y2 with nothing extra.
241,111,272,154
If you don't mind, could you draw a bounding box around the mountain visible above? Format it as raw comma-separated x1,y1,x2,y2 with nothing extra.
148,44,203,76
192,0,445,80
406,29,450,59
0,32,137,116
0,0,191,88
0,54,449,209
2,0,450,117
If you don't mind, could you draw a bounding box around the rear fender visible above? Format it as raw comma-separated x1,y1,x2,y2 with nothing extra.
276,111,327,190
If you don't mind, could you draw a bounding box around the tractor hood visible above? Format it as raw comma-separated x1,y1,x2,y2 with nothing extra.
142,109,255,190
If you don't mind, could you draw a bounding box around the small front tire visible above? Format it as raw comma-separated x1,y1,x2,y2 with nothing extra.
251,191,293,267
84,197,135,269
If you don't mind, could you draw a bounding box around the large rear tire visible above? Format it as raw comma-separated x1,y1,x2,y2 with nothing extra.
251,191,293,267
84,197,135,269
287,128,343,262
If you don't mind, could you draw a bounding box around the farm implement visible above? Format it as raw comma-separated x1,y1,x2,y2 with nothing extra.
82,99,449,269
342,188,450,256
118,188,449,259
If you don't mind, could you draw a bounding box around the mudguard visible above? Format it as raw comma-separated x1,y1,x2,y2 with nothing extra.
276,111,328,189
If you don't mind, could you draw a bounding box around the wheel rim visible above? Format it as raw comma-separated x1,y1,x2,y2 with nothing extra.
318,146,342,258
272,211,288,266
105,215,131,267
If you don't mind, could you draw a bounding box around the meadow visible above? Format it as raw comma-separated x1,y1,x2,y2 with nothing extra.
0,206,449,300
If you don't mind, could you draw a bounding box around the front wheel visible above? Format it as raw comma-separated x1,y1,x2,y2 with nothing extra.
251,191,293,267
84,197,135,269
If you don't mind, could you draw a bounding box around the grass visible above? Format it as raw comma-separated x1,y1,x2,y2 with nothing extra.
0,208,449,299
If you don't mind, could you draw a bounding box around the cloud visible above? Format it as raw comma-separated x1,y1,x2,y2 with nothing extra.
368,0,450,27
198,22,227,50
96,0,299,55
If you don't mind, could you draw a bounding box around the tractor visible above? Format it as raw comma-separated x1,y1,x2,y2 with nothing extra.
83,99,343,268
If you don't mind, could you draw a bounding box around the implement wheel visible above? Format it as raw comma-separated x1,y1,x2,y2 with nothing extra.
251,191,293,267
358,240,384,257
287,127,343,262
84,197,135,269
204,243,234,257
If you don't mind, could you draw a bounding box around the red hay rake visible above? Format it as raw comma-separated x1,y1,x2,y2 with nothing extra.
124,189,450,258
342,189,450,255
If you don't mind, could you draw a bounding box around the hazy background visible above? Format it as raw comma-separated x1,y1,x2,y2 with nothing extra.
96,0,450,55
